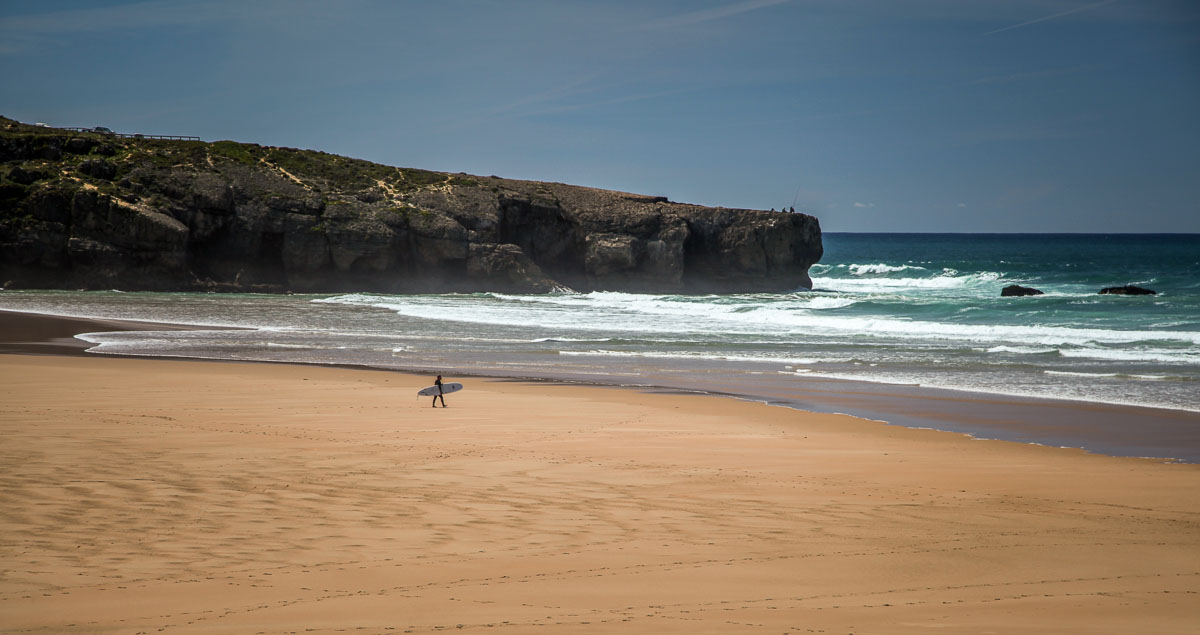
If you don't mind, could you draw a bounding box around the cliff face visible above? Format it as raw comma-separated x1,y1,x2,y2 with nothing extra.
0,119,822,294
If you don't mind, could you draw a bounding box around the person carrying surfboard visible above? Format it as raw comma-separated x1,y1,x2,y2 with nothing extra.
432,374,446,408
417,377,462,404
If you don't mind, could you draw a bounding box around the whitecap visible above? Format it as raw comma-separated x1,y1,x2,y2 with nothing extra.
1057,348,1200,364
847,263,928,275
985,345,1060,355
1044,370,1119,378
799,297,858,310
313,290,1200,351
811,271,1003,291
531,337,612,343
558,349,824,365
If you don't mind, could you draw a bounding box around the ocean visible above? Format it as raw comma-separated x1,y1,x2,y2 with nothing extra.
3,233,1198,457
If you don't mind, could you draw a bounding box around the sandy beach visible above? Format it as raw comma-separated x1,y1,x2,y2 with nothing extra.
1,315,1198,633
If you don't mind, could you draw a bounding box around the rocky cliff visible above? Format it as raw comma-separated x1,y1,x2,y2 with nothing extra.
0,118,822,294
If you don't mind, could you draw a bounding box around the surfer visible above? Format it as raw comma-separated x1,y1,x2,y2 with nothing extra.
432,374,447,408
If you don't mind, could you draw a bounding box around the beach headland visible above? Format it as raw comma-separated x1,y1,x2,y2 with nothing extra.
1,312,1198,633
0,117,821,295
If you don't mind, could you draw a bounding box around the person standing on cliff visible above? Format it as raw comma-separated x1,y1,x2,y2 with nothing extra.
432,374,447,408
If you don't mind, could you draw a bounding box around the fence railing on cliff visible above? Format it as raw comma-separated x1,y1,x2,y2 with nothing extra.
63,127,200,141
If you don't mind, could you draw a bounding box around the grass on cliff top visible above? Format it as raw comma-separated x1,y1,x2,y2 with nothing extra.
266,147,392,186
1,116,494,198
0,117,67,138
206,140,457,193
210,140,258,165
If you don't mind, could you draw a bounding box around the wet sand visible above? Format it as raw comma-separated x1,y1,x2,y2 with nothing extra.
618,368,1200,463
0,309,208,356
1,314,1198,633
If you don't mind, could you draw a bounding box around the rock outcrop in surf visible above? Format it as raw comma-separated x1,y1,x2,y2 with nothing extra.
0,118,822,294
1099,285,1156,296
1001,284,1043,297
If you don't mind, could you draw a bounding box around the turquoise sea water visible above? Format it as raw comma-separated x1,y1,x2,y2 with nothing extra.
2,233,1199,457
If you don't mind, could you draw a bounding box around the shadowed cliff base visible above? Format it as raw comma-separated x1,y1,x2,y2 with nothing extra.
0,118,822,294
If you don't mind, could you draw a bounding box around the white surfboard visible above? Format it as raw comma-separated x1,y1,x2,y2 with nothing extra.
417,382,463,397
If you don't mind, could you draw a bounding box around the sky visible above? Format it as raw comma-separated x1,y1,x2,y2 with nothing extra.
1,0,1198,232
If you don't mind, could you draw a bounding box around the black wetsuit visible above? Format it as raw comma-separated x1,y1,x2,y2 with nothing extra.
432,377,446,407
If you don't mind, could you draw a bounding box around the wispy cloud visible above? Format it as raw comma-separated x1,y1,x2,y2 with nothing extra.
983,0,1120,36
853,202,876,208
635,0,793,30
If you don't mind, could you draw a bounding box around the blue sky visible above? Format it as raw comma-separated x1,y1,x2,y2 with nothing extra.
2,0,1197,232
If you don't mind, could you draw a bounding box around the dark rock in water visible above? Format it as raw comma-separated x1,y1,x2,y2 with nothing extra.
1001,284,1043,297
1100,285,1156,295
0,117,822,293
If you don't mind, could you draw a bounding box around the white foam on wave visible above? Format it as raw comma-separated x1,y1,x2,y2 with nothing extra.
848,263,928,275
74,332,200,353
1045,370,1184,382
74,332,116,347
265,342,350,350
813,271,1003,291
1057,347,1199,364
985,345,1060,355
531,337,613,343
1044,370,1119,378
313,292,1200,353
802,296,858,310
811,263,929,276
559,349,825,365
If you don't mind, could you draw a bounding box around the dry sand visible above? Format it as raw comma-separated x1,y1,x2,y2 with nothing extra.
1,351,1198,633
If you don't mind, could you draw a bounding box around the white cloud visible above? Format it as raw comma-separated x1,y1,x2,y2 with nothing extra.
853,202,876,208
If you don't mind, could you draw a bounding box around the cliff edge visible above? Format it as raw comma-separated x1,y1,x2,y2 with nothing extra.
0,118,822,294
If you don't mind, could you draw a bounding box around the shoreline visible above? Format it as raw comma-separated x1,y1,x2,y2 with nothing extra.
3,307,1198,463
